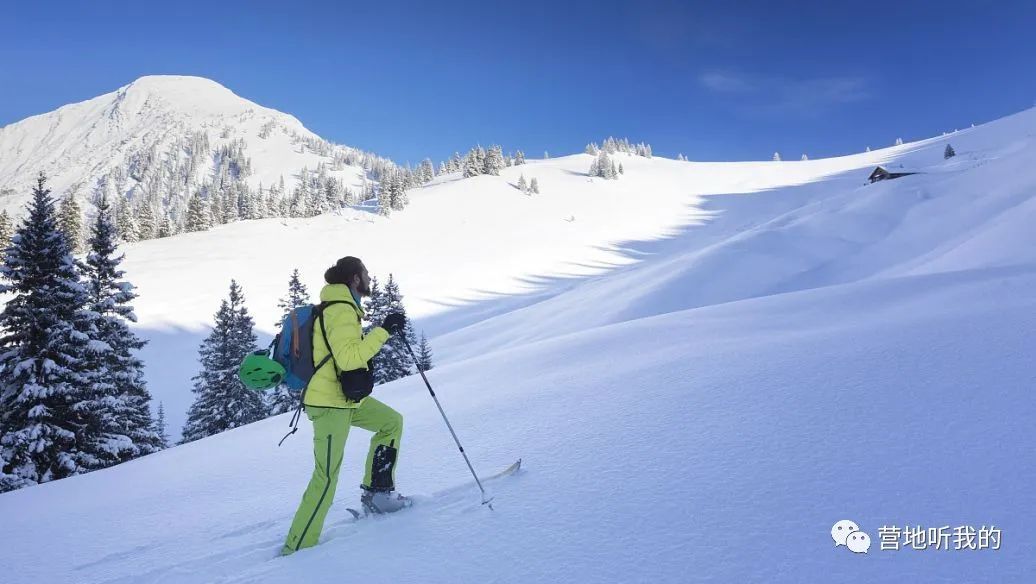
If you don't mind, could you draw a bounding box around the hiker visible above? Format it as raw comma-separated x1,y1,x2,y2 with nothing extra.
282,256,410,555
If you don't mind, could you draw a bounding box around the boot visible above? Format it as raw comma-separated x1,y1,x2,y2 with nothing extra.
360,487,412,514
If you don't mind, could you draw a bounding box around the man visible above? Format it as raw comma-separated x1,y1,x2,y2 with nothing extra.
282,256,410,555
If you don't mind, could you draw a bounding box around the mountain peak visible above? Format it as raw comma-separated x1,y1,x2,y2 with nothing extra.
113,75,255,118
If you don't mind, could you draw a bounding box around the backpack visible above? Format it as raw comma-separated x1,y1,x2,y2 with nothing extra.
271,302,343,392
273,300,347,445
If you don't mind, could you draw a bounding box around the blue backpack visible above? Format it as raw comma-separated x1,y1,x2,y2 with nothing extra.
273,302,334,391
273,300,348,444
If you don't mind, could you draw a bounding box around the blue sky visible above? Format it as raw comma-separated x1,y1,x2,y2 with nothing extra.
3,0,1036,164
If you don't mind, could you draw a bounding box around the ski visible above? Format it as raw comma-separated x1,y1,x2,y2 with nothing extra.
343,458,521,521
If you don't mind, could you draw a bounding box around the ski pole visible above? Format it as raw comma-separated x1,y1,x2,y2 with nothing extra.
400,335,494,510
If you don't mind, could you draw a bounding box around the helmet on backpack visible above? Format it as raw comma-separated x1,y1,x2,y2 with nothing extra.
239,352,286,390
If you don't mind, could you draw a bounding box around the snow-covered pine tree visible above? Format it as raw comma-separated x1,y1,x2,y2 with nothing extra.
944,144,956,159
389,173,409,211
463,147,484,178
184,193,212,232
83,195,160,462
772,152,781,162
136,203,157,240
115,198,139,242
373,274,416,384
58,194,84,253
0,210,13,250
618,163,624,175
515,150,526,165
267,269,311,415
895,137,904,146
801,154,809,161
610,160,618,178
276,268,311,327
530,177,540,194
377,181,392,217
416,332,433,372
362,276,387,335
0,173,98,491
420,159,435,183
154,402,169,450
157,214,175,238
181,280,266,443
544,151,550,159
517,174,528,193
484,145,505,176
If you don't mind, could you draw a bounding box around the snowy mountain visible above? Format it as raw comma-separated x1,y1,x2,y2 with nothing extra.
1,95,1034,582
0,75,386,221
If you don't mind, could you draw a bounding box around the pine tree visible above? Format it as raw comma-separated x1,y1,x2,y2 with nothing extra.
58,194,84,253
0,210,14,251
276,269,310,327
389,173,409,211
895,137,904,146
484,145,505,176
529,177,540,194
115,198,138,242
416,332,433,372
544,151,550,159
801,154,809,161
154,402,169,450
420,159,435,183
83,196,160,462
463,147,485,178
0,173,98,491
136,203,157,240
362,276,387,334
618,163,624,175
157,214,175,238
184,193,211,232
377,182,392,217
181,280,266,443
517,174,528,193
373,274,415,384
772,152,781,162
944,144,956,159
515,150,526,165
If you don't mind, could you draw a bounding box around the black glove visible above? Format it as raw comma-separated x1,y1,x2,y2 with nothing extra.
382,312,406,335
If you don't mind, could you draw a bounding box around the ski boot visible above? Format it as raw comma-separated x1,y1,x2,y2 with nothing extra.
360,487,412,515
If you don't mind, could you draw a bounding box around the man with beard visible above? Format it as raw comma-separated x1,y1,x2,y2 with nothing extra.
282,256,410,555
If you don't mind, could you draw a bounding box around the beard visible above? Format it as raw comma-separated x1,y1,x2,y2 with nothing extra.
357,279,372,297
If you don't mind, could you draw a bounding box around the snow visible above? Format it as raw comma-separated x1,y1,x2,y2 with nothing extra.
1,80,1035,581
0,75,367,214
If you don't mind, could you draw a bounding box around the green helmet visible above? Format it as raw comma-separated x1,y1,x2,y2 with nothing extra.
238,352,286,390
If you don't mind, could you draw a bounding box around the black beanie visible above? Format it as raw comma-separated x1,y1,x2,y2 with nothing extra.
325,256,364,285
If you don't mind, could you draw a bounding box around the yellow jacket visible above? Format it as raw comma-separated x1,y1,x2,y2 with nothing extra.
304,284,389,408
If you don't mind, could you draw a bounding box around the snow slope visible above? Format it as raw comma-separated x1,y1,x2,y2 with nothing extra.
1,99,1035,582
1,265,1032,583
